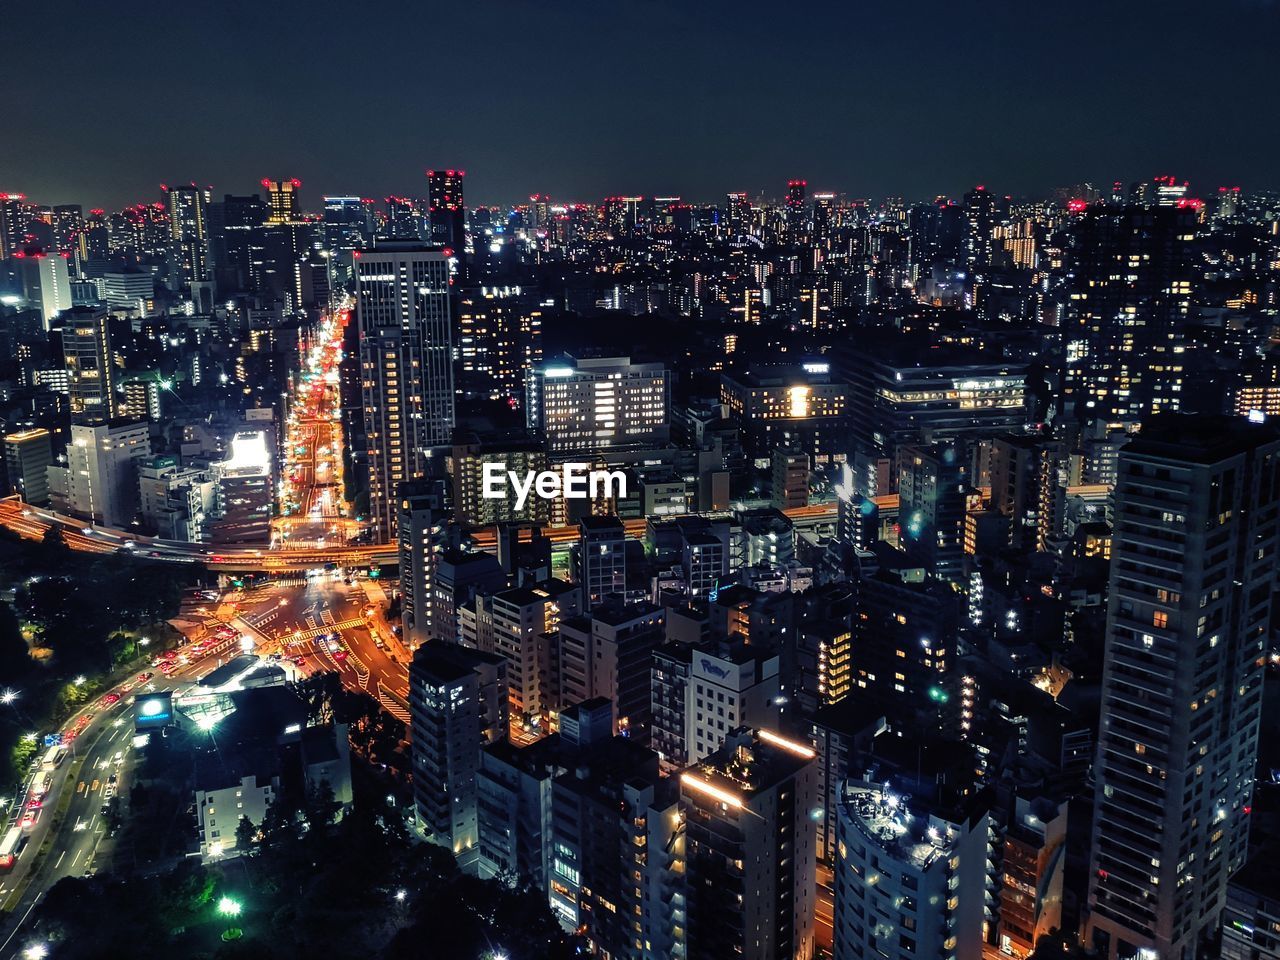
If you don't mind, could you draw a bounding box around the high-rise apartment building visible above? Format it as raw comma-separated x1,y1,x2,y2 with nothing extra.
833,779,989,960
990,434,1065,552
397,478,454,648
1086,415,1280,960
166,184,210,288
1062,207,1194,422
680,727,818,960
355,241,455,538
409,641,508,872
61,307,115,424
455,286,543,406
898,439,970,583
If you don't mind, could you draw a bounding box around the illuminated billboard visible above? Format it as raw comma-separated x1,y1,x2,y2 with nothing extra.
135,691,174,729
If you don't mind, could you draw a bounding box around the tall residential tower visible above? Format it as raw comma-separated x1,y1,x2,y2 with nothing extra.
1086,415,1280,960
355,241,455,538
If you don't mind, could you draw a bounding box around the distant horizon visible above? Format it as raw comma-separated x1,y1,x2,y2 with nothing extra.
0,168,1261,215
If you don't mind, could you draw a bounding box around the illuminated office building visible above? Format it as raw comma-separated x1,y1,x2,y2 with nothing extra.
840,339,1026,464
4,428,53,506
527,354,669,453
17,248,72,327
720,362,848,462
47,420,151,527
209,431,273,544
263,177,301,225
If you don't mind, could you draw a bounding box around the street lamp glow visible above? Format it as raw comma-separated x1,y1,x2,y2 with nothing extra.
23,944,48,960
73,676,86,686
1,688,18,705
394,888,407,902
218,896,242,917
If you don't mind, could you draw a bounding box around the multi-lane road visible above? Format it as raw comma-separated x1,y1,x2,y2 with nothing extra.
273,307,360,551
0,638,265,956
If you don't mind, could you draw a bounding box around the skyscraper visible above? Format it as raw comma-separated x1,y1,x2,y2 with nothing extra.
786,179,808,238
166,184,210,288
355,241,455,538
1086,414,1280,960
0,192,30,258
962,184,996,275
61,307,115,424
263,177,301,225
726,191,750,234
1062,206,1194,422
426,169,465,266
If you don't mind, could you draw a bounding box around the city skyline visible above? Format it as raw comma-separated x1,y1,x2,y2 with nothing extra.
4,12,1280,955
6,0,1280,209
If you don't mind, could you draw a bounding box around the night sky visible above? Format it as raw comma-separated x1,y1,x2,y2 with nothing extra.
6,0,1280,209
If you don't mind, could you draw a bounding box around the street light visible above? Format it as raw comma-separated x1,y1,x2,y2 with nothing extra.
73,676,86,687
23,944,48,959
218,896,243,941
1,688,18,705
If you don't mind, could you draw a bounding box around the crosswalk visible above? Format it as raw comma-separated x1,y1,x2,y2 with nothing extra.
377,681,410,723
283,618,364,642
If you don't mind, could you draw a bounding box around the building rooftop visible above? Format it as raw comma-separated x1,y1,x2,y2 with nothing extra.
1125,413,1280,464
411,640,501,684
681,728,815,806
838,780,956,872
579,514,625,532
